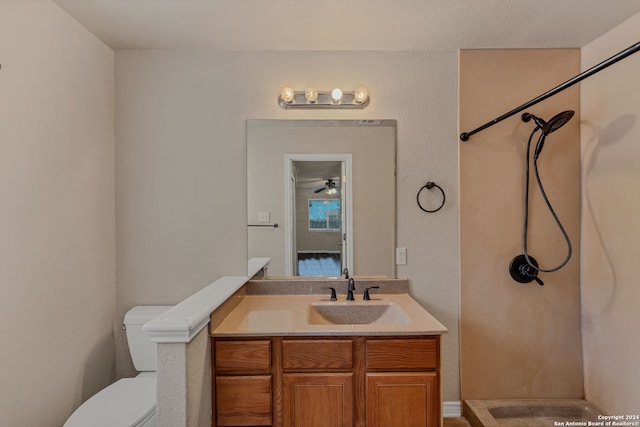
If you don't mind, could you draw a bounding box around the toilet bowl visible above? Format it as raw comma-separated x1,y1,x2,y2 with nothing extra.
64,373,157,427
64,306,172,427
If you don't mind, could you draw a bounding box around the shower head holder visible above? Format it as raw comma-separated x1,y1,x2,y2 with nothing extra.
522,112,546,129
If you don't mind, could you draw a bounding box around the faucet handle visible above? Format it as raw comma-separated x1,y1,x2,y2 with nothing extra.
321,287,337,301
363,286,380,301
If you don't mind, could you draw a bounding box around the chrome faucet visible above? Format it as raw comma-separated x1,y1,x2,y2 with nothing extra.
346,278,356,301
342,268,349,279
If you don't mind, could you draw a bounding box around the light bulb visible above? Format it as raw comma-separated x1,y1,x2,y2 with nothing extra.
280,86,295,103
331,88,343,103
304,87,318,103
354,86,369,104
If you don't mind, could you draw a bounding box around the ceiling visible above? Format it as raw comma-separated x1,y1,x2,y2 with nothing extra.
52,0,640,51
294,161,342,193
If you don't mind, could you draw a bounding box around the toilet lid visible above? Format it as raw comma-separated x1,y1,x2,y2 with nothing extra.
64,377,156,427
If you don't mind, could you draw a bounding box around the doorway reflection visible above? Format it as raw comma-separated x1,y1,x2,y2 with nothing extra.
288,158,350,276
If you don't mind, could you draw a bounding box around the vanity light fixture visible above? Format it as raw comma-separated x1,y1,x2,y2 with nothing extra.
278,86,370,109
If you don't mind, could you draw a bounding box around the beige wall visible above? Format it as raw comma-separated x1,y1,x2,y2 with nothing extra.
0,1,115,426
459,49,583,399
581,12,640,414
115,51,461,400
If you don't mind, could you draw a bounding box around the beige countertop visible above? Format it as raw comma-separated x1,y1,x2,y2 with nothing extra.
211,293,448,337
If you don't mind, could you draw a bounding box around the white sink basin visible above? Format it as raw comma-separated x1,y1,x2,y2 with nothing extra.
307,301,411,325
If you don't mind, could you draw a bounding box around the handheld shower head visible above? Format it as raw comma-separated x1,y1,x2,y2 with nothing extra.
523,110,575,159
542,110,575,135
522,110,574,136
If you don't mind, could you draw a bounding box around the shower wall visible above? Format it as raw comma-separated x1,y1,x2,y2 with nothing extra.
581,13,640,413
459,49,583,399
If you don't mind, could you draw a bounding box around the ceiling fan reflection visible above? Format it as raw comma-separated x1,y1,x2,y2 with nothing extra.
314,179,339,194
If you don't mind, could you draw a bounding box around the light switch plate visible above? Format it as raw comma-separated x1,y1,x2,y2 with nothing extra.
396,247,407,265
258,211,270,223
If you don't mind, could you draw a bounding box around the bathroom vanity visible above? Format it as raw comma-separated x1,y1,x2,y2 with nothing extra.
209,279,447,427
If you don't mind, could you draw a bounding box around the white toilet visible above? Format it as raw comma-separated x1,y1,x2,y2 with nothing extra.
64,306,172,427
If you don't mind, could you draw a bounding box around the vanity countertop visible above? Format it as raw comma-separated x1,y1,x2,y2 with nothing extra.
210,293,447,337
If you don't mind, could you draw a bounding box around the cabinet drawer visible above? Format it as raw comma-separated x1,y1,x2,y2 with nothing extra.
215,340,271,374
283,339,353,371
366,338,437,370
216,376,272,426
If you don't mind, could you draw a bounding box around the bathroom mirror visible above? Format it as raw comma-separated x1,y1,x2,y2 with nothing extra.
247,119,396,277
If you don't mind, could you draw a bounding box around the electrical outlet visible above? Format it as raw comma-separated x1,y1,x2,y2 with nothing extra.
258,211,270,223
396,247,407,265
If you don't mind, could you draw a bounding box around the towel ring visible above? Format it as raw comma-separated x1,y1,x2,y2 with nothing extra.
417,181,446,213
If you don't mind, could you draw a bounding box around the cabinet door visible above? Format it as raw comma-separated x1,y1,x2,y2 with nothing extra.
366,373,438,427
216,375,272,426
283,373,353,427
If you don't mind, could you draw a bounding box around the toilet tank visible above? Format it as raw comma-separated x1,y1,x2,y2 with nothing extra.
123,306,172,372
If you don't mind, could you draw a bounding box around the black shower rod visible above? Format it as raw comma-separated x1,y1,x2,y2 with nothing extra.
459,41,640,142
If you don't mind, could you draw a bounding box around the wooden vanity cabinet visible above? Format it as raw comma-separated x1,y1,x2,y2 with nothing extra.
211,336,441,427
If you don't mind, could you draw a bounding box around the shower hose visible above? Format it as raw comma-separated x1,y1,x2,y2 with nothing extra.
522,127,573,273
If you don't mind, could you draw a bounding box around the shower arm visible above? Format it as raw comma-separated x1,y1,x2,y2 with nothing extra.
459,41,640,142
